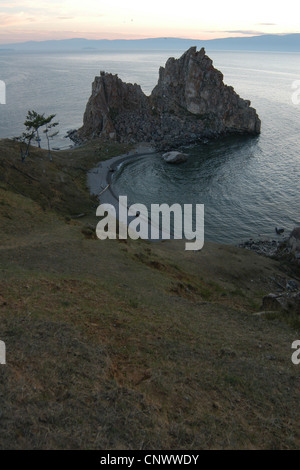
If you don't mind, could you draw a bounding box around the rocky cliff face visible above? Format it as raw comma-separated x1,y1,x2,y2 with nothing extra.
151,47,261,135
76,47,261,148
79,71,149,140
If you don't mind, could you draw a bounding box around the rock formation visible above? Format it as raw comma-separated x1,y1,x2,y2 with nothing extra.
79,71,149,142
75,47,261,149
288,227,300,255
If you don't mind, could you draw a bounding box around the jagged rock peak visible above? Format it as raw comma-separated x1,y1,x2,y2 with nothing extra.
76,47,261,148
79,72,149,141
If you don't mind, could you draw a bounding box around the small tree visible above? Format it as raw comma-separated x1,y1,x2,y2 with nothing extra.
24,110,48,149
14,130,36,162
16,110,59,162
43,115,59,161
13,135,26,161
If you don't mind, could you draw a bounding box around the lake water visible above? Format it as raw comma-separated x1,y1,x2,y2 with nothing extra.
0,49,300,244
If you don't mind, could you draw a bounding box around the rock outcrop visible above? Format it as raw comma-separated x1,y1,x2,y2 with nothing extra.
75,47,261,148
261,292,300,314
79,71,149,141
239,227,300,263
288,227,300,254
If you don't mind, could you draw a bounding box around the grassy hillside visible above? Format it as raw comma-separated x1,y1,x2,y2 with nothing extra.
0,139,299,449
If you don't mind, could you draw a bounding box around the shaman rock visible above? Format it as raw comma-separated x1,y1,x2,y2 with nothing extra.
76,47,261,147
151,47,261,135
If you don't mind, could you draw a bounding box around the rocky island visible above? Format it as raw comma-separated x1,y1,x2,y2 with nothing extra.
73,47,261,149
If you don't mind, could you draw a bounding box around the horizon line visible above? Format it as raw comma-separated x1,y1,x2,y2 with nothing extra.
1,32,300,46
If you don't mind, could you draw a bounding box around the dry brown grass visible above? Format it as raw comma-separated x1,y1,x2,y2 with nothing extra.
0,139,299,449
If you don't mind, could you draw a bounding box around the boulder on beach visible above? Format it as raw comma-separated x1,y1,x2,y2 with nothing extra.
162,151,187,164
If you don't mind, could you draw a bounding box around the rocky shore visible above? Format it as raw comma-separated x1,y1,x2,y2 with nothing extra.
237,237,287,258
238,227,300,262
238,227,300,315
71,47,261,151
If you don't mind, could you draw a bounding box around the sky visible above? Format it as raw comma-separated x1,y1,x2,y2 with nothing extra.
0,0,299,44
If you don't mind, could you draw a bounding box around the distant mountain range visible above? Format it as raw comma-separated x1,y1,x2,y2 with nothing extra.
1,34,300,52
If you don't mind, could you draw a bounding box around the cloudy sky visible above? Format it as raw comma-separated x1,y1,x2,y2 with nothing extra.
0,0,299,44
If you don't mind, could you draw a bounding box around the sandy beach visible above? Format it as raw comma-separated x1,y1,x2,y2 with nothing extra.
87,143,156,211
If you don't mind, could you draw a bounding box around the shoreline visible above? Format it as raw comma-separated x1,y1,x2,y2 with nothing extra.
1,136,290,253
87,142,289,252
87,142,157,212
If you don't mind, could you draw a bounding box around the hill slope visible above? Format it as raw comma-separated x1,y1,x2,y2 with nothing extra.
0,139,299,449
